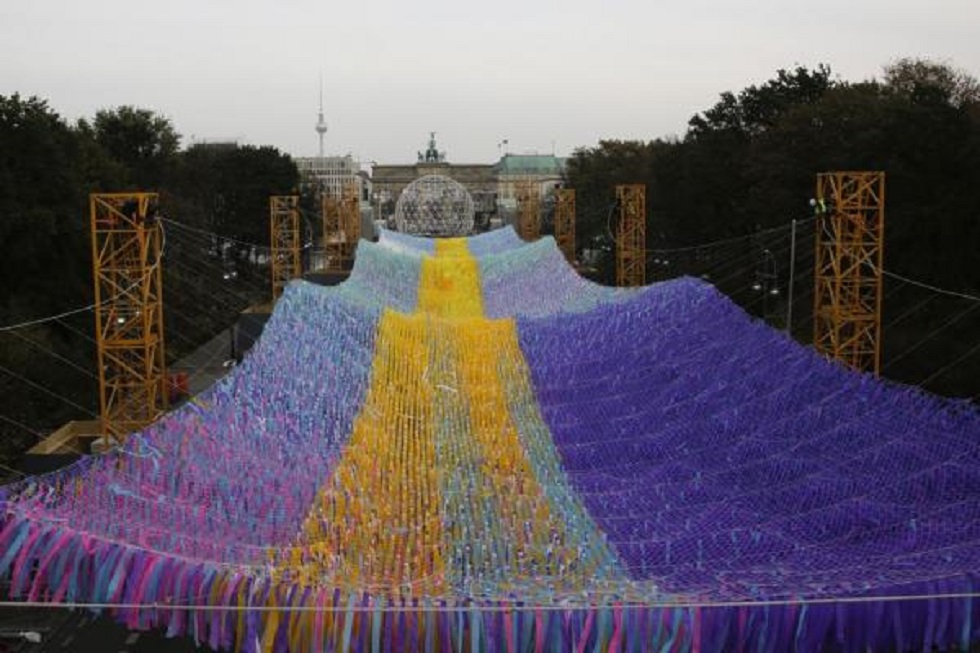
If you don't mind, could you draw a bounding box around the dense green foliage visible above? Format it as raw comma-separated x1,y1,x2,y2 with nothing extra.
566,60,980,400
0,98,297,474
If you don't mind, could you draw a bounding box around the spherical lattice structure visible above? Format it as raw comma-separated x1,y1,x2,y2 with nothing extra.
394,174,474,237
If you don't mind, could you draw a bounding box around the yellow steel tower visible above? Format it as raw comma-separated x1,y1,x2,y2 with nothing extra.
322,193,344,272
615,184,646,287
516,180,541,241
270,195,301,302
813,172,886,374
554,187,576,264
90,193,167,445
339,182,361,265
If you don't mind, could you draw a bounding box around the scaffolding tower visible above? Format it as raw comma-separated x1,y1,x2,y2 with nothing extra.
615,184,646,287
813,172,886,374
516,180,540,241
270,195,301,302
90,193,167,445
322,193,343,272
339,182,361,265
554,187,576,264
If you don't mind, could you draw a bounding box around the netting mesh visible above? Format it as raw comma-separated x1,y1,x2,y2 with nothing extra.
519,278,980,603
0,228,979,652
393,175,475,237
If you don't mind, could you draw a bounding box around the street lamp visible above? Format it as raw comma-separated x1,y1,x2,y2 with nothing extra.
753,248,779,321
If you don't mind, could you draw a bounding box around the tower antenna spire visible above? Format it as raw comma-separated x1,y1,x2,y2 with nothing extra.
315,73,328,159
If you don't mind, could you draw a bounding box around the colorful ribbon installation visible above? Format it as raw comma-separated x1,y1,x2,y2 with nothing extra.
1,226,980,651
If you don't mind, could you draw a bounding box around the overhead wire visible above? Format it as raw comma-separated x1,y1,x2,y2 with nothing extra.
0,218,168,332
0,363,97,418
0,414,47,441
658,227,800,286
4,211,978,446
654,225,974,394
52,316,99,346
1,330,99,381
3,588,980,613
3,220,238,379
918,339,980,389
160,217,270,253
883,302,980,373
647,217,813,258
164,256,262,316
882,295,937,331
164,258,267,308
0,460,27,479
0,219,255,439
728,221,980,390
883,270,980,303
0,304,98,333
135,220,275,376
163,228,274,299
699,230,796,289
158,230,270,350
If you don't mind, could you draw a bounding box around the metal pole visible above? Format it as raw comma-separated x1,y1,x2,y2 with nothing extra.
785,218,797,333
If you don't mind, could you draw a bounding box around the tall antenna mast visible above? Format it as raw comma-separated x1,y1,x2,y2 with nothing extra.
315,74,328,160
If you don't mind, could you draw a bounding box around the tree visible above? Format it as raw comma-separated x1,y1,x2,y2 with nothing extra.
562,61,980,398
884,58,980,108
89,106,180,188
565,140,659,282
0,95,98,471
169,143,299,246
688,65,835,139
676,66,838,245
0,94,89,315
160,143,300,360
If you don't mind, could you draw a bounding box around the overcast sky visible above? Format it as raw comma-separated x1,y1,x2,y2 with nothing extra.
1,0,976,164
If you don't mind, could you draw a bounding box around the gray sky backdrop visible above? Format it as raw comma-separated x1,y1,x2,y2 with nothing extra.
1,0,977,164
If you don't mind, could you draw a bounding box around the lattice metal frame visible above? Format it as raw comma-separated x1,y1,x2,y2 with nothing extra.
90,193,167,445
615,184,646,287
394,175,475,237
322,193,344,272
554,187,576,263
339,182,361,265
813,172,886,374
270,195,301,302
516,180,541,242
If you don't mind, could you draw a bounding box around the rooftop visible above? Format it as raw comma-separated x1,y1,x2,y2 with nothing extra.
495,153,565,175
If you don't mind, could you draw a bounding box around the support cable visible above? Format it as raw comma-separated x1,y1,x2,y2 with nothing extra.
883,271,980,303
648,217,813,257
160,218,269,253
0,364,97,418
0,413,46,440
883,303,980,372
0,305,98,333
918,340,980,389
4,590,980,613
2,331,99,381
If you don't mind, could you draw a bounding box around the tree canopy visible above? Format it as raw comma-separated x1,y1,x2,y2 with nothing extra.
565,59,980,398
567,60,980,293
0,97,299,475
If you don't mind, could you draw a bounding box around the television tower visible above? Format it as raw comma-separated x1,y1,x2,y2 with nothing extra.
315,75,328,159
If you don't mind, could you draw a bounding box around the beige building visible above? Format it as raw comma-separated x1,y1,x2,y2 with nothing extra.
370,135,566,233
294,154,364,201
372,162,496,229
493,153,566,227
371,134,495,230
